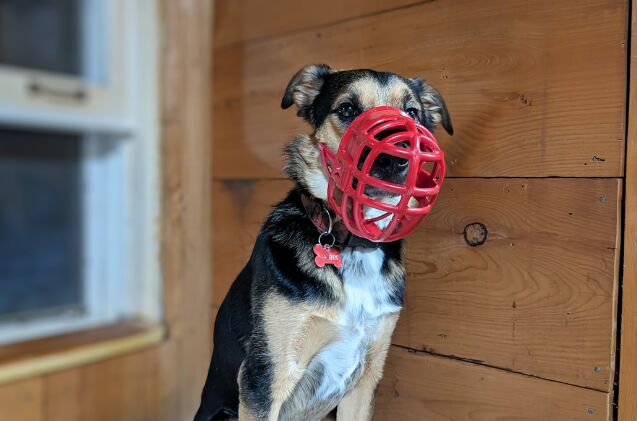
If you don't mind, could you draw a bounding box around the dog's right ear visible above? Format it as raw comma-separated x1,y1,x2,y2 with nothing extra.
281,64,333,122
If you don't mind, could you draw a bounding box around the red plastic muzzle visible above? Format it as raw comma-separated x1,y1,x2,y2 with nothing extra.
319,106,445,242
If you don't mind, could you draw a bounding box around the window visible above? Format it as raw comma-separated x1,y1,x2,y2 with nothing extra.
0,0,161,345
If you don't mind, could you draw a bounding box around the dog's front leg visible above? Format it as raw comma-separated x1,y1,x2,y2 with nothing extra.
239,295,339,421
237,344,303,421
336,314,398,421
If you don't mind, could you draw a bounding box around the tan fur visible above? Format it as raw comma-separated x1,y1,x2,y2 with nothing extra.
238,363,256,421
242,291,399,421
297,74,435,204
257,294,342,420
314,116,342,155
283,134,329,200
314,76,421,152
348,78,416,110
238,403,255,421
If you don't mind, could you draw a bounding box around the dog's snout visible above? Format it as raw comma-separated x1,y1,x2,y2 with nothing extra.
376,153,408,173
356,144,409,191
377,154,392,168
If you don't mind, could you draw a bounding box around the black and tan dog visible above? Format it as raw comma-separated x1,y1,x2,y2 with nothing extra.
195,64,452,421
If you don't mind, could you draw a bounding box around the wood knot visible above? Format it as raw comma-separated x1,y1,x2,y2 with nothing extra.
464,222,488,247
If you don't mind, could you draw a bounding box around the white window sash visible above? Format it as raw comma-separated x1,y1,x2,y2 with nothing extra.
0,0,134,133
0,0,161,345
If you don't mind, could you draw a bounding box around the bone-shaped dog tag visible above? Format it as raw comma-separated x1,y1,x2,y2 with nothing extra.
313,244,342,268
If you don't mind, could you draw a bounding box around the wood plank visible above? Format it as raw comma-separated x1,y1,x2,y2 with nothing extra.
214,0,425,47
617,1,637,419
394,178,621,391
213,0,627,179
44,348,159,421
210,178,621,390
158,0,215,418
159,0,214,420
0,378,42,421
374,346,611,421
212,179,292,307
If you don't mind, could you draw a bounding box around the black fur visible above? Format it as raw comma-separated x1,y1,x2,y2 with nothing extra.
196,65,451,420
194,189,403,420
281,66,453,135
408,77,454,135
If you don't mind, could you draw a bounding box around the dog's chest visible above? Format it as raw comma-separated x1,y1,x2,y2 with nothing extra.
312,247,401,400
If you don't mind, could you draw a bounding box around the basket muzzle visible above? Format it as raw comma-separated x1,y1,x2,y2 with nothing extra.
319,106,445,242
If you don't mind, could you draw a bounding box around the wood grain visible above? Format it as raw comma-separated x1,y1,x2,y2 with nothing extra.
618,1,637,419
394,178,621,391
44,349,158,421
213,0,627,179
214,0,423,47
374,345,610,421
0,378,42,421
212,179,292,307
156,0,214,417
211,179,621,392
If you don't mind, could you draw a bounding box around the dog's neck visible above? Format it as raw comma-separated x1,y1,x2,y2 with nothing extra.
300,194,381,249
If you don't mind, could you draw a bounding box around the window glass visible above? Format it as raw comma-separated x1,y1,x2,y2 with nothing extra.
0,0,105,80
0,128,83,320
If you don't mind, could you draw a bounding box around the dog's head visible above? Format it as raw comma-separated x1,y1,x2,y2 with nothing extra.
282,64,452,200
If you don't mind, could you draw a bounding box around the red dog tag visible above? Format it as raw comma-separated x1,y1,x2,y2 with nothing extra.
313,244,342,268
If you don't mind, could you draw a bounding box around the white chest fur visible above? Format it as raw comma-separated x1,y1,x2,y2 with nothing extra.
312,247,402,400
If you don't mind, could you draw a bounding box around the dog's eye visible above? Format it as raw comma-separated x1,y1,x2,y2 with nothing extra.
337,103,357,119
406,108,419,121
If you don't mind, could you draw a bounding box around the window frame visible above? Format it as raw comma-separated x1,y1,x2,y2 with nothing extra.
0,0,162,346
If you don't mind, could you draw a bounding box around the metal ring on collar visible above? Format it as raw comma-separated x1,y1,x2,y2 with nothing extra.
318,232,336,249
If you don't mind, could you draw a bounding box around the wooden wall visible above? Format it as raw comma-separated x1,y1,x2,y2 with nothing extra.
0,1,214,420
213,0,628,420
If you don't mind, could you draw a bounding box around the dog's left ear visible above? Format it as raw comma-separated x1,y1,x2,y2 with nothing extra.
410,78,453,135
281,64,334,123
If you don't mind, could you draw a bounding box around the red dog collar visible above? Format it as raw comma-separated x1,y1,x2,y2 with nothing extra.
301,194,381,249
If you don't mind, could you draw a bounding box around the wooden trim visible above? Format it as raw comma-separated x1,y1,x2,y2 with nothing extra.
618,1,637,419
0,321,166,387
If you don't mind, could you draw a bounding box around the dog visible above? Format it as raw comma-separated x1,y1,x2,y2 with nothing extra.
195,64,452,421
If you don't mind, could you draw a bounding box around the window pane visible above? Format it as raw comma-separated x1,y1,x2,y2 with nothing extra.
0,128,83,319
0,0,81,76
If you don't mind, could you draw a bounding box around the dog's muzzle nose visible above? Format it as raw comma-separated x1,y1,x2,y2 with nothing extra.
373,140,410,183
376,154,408,170
374,153,409,183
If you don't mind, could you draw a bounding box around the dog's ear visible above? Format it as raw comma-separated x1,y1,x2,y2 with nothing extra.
410,78,453,135
281,64,334,121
